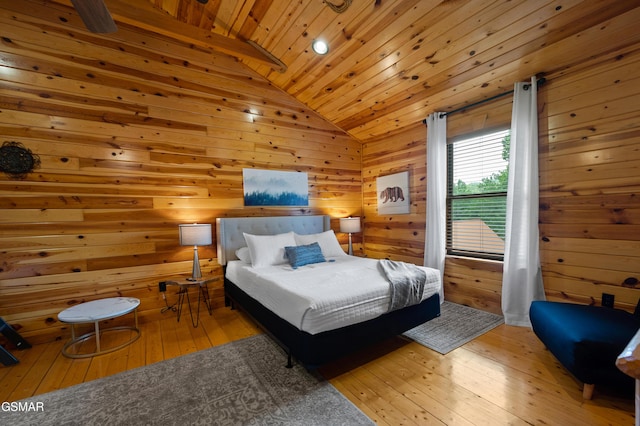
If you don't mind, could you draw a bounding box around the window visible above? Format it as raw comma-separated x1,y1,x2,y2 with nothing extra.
447,129,510,260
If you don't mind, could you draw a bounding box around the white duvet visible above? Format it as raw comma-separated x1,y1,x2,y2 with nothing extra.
225,256,441,335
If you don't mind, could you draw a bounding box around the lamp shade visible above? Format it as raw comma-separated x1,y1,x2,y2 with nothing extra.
179,224,212,246
339,217,361,234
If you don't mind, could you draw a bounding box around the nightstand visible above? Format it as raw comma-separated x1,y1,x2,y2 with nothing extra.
163,275,218,327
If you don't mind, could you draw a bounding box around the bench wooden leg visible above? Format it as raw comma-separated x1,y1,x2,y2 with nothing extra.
0,345,19,366
0,319,31,350
0,318,31,365
583,383,595,399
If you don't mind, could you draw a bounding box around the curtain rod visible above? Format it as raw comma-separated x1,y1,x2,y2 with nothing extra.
422,77,546,124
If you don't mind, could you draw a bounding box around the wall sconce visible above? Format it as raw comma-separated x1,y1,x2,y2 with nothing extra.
339,217,361,256
179,223,212,281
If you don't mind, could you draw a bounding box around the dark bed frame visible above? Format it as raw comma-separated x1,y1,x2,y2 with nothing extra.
216,215,441,368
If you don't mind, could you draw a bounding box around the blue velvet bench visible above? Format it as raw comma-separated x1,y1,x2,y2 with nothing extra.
530,300,640,399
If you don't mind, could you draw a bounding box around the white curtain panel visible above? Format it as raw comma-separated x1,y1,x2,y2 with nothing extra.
424,112,447,302
501,77,546,326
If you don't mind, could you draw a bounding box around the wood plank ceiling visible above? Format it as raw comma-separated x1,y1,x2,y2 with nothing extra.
65,0,640,141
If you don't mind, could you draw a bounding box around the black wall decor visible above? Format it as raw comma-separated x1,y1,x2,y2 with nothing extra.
0,141,41,179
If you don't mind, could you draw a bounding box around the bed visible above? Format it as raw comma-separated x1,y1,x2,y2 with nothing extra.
216,215,442,368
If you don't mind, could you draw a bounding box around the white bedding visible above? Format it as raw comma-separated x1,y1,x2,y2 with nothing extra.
225,256,441,335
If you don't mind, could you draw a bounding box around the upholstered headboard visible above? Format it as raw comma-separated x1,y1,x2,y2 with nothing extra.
216,215,331,265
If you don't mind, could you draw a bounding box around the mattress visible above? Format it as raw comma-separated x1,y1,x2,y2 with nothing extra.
225,256,441,335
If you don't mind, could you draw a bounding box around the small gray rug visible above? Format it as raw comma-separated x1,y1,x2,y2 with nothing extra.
403,301,504,354
2,334,373,426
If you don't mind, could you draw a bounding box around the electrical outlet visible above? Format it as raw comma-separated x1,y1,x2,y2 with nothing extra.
602,293,614,308
158,281,167,292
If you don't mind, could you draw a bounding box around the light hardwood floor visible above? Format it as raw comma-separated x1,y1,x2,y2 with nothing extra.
1,304,635,425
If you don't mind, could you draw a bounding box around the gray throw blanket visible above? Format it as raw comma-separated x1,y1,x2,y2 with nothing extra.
378,259,427,312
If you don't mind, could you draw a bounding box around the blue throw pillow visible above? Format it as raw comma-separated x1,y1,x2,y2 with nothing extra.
284,242,326,269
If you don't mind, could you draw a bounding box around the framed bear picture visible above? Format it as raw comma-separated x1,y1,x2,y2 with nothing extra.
376,171,410,215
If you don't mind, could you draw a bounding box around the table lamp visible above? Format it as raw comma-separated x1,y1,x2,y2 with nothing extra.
339,217,361,256
179,223,212,281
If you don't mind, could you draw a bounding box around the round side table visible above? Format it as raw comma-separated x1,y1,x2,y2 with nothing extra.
58,297,141,358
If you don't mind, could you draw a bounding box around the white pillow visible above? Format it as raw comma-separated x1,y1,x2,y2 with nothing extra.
243,231,296,268
295,230,346,257
235,247,252,263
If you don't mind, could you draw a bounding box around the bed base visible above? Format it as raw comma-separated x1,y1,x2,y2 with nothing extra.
225,277,441,369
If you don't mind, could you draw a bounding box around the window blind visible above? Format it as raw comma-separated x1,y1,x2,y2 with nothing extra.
447,129,510,259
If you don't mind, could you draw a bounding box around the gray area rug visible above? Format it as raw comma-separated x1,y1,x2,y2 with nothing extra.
403,301,504,354
2,334,373,426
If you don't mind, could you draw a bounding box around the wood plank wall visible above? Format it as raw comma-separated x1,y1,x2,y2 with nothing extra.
362,37,640,315
362,97,512,314
1,1,638,344
0,4,362,343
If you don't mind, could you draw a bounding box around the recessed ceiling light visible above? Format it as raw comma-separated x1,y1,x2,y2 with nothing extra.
312,39,329,55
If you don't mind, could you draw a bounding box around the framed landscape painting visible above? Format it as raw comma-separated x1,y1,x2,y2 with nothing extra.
243,169,309,206
377,171,410,215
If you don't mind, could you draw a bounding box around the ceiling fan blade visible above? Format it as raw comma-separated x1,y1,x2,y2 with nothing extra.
70,0,118,33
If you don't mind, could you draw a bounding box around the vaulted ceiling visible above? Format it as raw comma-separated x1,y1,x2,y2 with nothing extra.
53,0,640,141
